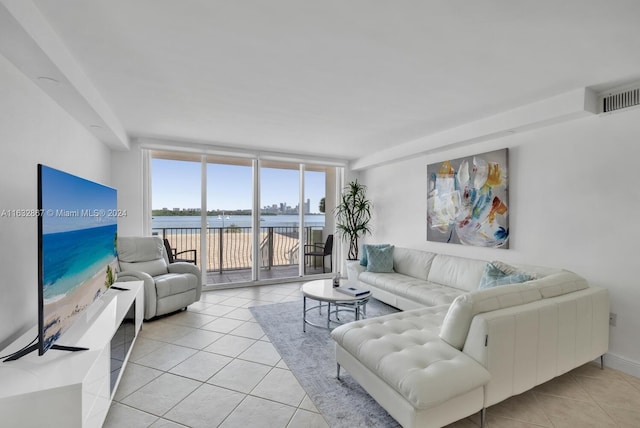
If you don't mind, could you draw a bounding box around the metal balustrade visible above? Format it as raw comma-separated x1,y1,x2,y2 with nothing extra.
153,226,320,274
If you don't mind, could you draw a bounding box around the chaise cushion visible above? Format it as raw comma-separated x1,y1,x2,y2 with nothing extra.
332,306,490,409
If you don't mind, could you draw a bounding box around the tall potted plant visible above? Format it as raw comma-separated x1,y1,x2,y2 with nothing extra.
335,180,372,260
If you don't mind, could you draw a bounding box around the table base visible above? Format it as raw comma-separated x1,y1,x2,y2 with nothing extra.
303,296,368,332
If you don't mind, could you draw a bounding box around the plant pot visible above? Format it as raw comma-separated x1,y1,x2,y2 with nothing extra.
345,260,365,281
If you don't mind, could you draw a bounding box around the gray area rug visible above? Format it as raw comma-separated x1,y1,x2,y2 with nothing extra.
250,298,401,428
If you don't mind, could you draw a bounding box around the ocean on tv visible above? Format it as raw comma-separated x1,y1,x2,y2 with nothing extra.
42,223,117,302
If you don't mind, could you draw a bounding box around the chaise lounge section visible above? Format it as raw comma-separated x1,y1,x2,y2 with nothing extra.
333,247,609,428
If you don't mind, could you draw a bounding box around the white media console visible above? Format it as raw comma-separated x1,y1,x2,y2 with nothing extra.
0,281,143,427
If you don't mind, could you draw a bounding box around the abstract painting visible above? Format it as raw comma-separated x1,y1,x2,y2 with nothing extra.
427,148,509,248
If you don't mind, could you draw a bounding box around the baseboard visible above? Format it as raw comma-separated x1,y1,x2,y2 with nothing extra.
602,352,640,377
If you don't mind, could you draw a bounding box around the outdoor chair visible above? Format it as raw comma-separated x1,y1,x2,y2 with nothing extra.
116,236,202,319
303,234,333,274
163,238,197,265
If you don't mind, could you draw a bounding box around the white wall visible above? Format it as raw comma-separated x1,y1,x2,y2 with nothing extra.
360,108,640,375
0,54,112,350
111,141,146,236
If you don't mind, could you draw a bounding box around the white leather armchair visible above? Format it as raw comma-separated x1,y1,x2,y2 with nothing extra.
116,236,202,320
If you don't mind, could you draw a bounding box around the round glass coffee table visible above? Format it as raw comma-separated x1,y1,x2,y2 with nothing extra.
301,279,370,332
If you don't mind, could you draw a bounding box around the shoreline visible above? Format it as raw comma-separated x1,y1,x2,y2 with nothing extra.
43,254,117,302
42,260,115,347
152,214,325,230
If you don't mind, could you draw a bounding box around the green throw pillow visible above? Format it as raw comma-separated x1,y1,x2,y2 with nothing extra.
366,245,395,273
478,262,533,289
360,243,392,266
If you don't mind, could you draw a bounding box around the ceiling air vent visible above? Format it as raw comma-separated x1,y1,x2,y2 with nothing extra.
602,88,640,113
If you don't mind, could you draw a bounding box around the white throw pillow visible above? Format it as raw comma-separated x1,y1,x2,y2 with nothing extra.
439,294,474,350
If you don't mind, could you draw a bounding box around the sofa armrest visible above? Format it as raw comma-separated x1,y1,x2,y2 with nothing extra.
463,286,609,407
116,271,157,319
346,260,366,280
168,263,203,301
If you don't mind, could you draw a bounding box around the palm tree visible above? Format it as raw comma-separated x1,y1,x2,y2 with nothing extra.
335,180,372,260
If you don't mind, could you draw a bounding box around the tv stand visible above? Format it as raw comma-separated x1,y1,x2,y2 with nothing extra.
3,343,88,362
0,281,143,428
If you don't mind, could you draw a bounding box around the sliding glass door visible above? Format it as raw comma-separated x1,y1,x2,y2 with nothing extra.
259,160,302,280
151,154,202,269
206,156,254,285
303,166,330,275
150,149,340,286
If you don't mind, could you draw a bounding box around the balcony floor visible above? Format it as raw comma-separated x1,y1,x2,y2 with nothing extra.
206,264,329,286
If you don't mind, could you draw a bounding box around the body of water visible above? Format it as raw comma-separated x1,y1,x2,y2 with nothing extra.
42,224,117,300
152,214,325,229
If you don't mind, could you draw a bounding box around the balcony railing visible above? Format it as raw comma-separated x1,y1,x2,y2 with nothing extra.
152,226,321,273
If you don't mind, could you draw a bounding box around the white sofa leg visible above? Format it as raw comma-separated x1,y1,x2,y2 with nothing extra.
480,408,486,428
600,354,605,370
337,363,341,379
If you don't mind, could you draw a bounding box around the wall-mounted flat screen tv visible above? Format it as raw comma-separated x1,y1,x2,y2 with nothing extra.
5,164,118,361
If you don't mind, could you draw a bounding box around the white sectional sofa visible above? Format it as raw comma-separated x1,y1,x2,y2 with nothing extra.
333,247,609,428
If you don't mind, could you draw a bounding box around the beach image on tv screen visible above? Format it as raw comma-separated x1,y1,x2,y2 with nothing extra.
40,165,117,352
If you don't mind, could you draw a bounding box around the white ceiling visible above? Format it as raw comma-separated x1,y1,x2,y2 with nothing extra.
6,0,640,161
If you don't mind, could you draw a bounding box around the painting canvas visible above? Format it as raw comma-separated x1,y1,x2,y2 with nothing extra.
427,148,509,248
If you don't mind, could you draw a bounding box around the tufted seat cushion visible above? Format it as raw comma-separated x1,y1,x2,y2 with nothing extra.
331,306,490,409
359,272,464,307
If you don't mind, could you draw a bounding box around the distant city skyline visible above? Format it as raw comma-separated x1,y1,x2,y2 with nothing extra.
152,159,326,213
157,198,313,215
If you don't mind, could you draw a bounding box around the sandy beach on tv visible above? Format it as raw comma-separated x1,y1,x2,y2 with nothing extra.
42,260,115,345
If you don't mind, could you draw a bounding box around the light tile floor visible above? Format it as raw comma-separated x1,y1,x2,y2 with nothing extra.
105,283,640,428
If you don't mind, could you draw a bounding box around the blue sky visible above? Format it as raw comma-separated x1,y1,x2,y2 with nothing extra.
152,159,326,212
41,165,117,233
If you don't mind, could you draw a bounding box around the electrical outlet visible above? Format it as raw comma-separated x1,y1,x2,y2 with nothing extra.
609,312,617,327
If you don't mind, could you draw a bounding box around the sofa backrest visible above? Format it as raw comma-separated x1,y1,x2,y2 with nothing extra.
438,268,590,350
530,271,588,298
118,236,169,277
427,254,487,291
392,247,436,281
